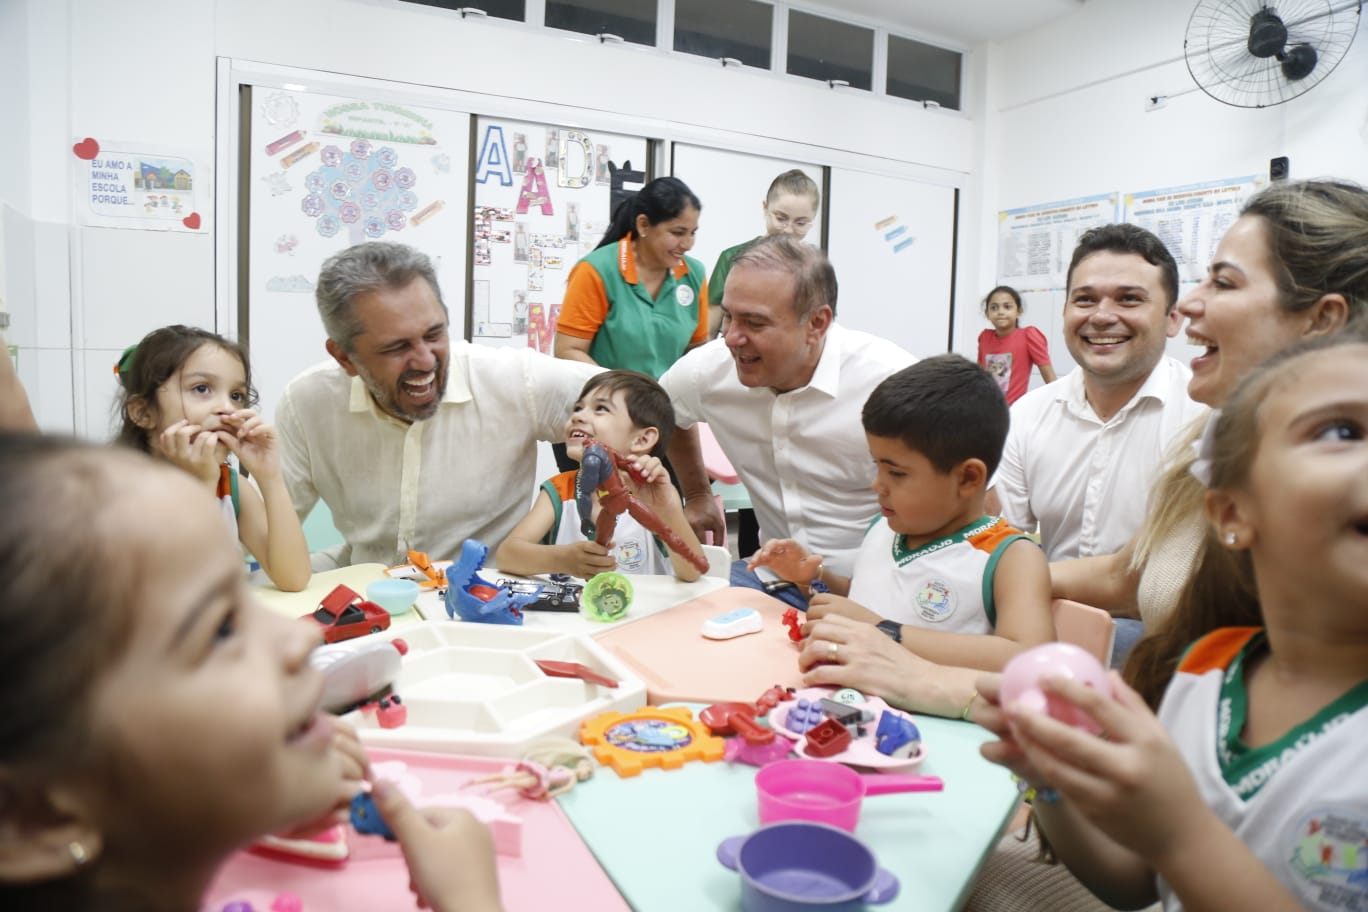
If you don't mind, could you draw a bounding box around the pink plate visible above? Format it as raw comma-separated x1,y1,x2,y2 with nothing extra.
766,687,928,770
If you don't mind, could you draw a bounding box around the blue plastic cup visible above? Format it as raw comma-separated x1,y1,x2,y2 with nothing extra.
366,578,420,616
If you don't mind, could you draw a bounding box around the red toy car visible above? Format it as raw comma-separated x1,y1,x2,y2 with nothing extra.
302,584,392,644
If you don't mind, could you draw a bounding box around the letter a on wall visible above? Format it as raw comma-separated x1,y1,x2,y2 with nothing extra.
476,125,513,186
516,157,554,215
557,131,593,188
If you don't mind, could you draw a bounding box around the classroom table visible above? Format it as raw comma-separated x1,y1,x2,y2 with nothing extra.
250,568,1018,911
558,709,1018,912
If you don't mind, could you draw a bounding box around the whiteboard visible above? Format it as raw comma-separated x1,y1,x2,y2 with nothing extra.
469,117,649,352
825,169,956,358
670,144,825,283
245,85,471,421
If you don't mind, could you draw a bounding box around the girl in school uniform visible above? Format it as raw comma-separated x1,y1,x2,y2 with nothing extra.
115,324,310,591
976,285,1055,405
0,434,502,912
973,325,1368,911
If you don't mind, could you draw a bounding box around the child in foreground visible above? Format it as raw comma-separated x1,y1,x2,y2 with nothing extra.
115,324,310,591
976,285,1055,405
0,435,501,912
496,370,704,581
974,328,1368,911
751,355,1054,672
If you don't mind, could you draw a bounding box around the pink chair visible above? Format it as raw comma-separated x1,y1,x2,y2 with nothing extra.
1050,599,1116,667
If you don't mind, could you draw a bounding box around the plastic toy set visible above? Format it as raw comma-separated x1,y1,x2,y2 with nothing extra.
340,621,646,757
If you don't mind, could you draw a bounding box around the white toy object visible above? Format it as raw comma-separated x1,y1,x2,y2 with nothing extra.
310,637,405,713
702,607,763,640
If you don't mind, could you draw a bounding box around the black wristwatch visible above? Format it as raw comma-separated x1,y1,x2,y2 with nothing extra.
876,620,903,643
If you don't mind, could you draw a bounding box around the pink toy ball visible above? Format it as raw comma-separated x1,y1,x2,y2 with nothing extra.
999,642,1113,734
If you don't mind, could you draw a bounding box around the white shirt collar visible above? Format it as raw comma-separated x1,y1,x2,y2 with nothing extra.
347,347,473,417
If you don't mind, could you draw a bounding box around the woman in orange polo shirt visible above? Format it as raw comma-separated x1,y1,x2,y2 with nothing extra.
553,176,708,379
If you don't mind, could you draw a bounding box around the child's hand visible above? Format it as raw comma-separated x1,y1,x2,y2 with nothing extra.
624,455,678,509
1004,672,1206,863
973,673,1050,786
624,453,668,487
564,540,617,579
748,539,822,585
156,419,223,484
276,719,369,838
219,409,281,480
372,779,503,912
805,594,880,625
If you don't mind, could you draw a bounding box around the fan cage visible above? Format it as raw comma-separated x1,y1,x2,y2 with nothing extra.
1184,0,1361,107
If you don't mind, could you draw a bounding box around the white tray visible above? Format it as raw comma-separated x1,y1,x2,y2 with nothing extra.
345,622,647,758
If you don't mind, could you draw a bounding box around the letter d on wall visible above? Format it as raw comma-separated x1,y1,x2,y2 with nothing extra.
557,131,593,188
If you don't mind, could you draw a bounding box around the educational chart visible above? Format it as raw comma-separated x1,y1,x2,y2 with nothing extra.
995,193,1120,377
72,137,205,232
1123,175,1261,284
470,117,647,351
996,193,1119,291
245,87,470,419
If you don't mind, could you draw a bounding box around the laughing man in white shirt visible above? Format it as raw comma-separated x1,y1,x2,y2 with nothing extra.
987,224,1206,661
659,236,914,602
277,242,598,569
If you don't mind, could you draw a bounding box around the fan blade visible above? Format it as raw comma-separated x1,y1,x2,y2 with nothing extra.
1280,43,1319,80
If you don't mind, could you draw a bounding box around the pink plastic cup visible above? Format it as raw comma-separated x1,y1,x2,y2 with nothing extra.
754,758,943,832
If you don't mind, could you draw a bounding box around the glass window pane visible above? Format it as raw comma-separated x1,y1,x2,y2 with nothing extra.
674,0,772,69
786,10,872,90
887,35,962,110
546,0,656,46
398,0,526,22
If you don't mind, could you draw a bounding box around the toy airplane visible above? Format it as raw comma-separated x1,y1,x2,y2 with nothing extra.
386,549,453,589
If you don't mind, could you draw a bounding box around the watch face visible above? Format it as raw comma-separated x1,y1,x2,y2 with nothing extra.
878,620,902,643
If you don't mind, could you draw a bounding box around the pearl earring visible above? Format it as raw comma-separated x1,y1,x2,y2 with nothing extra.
1224,532,1237,546
69,841,90,866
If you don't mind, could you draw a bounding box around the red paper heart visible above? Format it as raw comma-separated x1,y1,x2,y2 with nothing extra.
182,212,202,230
72,137,99,160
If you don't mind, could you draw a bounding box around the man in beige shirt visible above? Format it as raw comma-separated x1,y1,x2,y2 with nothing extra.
277,242,597,569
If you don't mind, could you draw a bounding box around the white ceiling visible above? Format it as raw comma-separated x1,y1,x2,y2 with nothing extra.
801,0,1087,46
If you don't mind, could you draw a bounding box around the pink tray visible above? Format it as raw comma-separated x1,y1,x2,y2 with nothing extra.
202,748,627,912
592,588,805,705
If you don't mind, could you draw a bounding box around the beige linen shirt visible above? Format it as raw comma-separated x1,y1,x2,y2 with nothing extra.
277,343,599,569
659,326,914,576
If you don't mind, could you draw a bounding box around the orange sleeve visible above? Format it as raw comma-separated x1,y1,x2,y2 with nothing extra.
556,261,610,340
1176,627,1261,675
689,278,710,346
548,470,578,503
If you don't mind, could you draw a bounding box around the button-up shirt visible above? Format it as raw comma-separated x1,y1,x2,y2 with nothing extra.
990,356,1206,562
277,343,599,569
659,325,914,575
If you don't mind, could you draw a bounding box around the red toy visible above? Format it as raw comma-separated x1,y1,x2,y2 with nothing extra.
803,719,854,758
780,608,803,643
577,437,708,575
755,684,797,715
301,584,392,644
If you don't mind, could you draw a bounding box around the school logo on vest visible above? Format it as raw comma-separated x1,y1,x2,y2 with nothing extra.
1285,807,1368,907
675,286,694,307
616,538,646,572
915,579,955,623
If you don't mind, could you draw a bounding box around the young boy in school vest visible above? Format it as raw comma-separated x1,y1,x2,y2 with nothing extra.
749,355,1054,672
495,370,703,583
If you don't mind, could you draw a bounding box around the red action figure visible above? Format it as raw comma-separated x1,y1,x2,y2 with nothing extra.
576,437,708,574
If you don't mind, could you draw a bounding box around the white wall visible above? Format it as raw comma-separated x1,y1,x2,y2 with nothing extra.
4,0,981,435
962,0,1368,366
